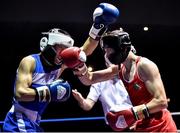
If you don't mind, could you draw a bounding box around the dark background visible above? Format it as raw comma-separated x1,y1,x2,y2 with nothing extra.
0,0,179,131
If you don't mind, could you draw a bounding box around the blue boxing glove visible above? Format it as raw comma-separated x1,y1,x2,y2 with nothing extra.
89,3,120,40
35,79,71,102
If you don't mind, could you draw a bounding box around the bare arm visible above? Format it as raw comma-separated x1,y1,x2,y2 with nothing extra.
134,58,168,119
141,58,168,112
72,89,95,111
77,64,120,86
15,56,36,101
80,37,99,56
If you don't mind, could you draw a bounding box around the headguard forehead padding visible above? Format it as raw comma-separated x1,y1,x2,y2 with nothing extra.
40,28,74,51
100,30,131,50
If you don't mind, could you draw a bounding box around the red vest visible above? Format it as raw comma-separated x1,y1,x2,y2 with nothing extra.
119,56,177,132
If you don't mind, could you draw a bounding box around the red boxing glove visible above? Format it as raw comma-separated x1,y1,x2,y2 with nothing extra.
106,108,137,131
60,47,86,68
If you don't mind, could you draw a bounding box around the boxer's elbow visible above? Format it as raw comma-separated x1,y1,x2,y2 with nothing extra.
79,72,94,86
155,97,168,110
159,98,168,109
15,88,24,101
15,88,34,101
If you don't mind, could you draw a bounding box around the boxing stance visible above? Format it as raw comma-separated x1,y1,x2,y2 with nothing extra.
3,28,73,132
66,28,177,132
3,3,119,132
100,29,177,132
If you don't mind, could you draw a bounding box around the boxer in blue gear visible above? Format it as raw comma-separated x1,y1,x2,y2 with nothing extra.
3,3,120,132
3,28,73,132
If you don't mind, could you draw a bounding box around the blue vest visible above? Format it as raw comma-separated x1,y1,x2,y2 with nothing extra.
14,54,61,115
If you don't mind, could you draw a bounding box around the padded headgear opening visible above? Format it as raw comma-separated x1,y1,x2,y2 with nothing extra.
100,28,132,64
40,28,74,67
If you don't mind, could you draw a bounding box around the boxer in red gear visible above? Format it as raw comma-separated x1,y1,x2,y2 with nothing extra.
119,57,177,132
100,28,177,132
106,108,137,131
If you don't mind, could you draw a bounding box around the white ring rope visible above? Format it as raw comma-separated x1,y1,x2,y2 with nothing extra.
171,112,180,116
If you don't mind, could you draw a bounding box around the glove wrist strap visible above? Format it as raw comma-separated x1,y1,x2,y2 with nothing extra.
89,24,107,40
131,107,139,120
35,86,51,102
142,104,150,118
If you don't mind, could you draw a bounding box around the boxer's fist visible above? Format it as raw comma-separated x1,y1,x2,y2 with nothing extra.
89,3,119,40
60,47,86,69
35,79,71,102
106,108,137,131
